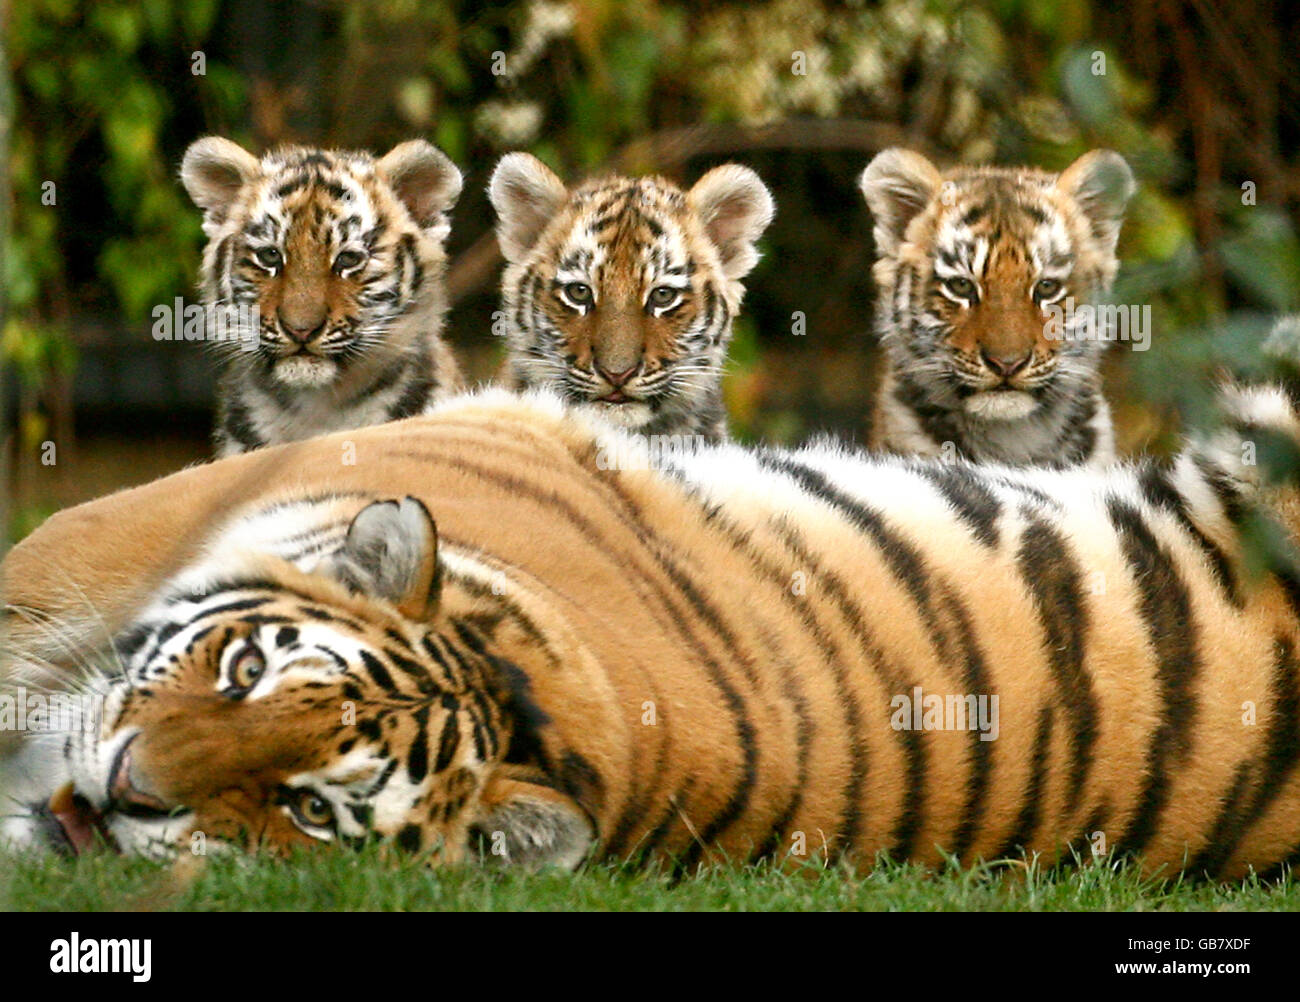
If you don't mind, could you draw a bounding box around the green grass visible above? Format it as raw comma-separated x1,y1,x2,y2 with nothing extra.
5,847,1300,911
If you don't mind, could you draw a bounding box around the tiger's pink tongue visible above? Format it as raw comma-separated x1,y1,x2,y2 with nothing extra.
48,782,105,854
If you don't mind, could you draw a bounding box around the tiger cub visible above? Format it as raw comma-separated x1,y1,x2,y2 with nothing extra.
859,149,1136,468
181,138,466,456
488,154,774,442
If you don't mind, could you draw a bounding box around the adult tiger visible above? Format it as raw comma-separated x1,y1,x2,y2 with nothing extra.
180,138,465,456
2,386,1299,879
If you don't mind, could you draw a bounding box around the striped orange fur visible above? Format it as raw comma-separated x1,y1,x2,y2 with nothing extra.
2,388,1299,878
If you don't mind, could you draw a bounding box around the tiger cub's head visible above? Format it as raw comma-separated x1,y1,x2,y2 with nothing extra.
859,149,1135,423
181,138,463,390
489,154,774,438
37,499,594,869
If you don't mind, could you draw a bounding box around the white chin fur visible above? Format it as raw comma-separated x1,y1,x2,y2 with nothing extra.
583,400,653,429
274,355,338,388
963,390,1036,421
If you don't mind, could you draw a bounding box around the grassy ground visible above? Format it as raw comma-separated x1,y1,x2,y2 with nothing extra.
5,847,1300,911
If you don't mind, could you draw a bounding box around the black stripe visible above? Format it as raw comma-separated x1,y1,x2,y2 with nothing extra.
601,670,673,858
219,395,264,452
1194,636,1300,876
755,454,944,859
1187,762,1254,879
765,525,870,861
407,707,430,783
937,587,994,864
386,356,435,420
992,705,1055,860
1108,497,1200,855
198,596,274,618
431,712,462,775
1137,463,1242,607
1191,455,1248,526
657,507,817,866
275,175,310,198
891,373,967,458
358,649,397,692
1016,514,1097,810
915,464,1001,547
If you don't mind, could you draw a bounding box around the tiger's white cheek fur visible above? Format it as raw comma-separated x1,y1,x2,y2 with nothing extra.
963,390,1038,421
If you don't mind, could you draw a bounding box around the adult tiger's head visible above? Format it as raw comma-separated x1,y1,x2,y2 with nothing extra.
859,148,1135,424
488,154,774,440
39,498,593,868
181,138,463,390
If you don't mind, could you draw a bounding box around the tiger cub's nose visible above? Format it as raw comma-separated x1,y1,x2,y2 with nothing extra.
596,363,639,387
277,308,327,344
980,349,1031,379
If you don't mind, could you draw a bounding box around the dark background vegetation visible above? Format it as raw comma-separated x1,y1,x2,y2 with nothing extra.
3,0,1299,540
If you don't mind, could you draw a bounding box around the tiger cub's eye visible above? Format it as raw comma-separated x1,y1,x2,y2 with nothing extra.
334,249,366,272
648,286,682,310
254,247,283,270
1033,278,1063,300
562,282,594,307
944,277,976,299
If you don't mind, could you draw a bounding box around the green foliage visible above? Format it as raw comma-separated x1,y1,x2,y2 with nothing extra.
4,0,1298,452
8,0,228,323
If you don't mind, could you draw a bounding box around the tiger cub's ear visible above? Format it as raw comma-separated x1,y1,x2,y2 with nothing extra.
1056,149,1136,256
328,497,441,620
858,148,943,257
488,152,570,264
181,136,261,234
377,140,463,230
688,164,775,280
471,767,595,870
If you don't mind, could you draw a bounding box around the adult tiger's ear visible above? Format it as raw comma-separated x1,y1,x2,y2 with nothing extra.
488,152,570,264
181,136,261,234
377,140,464,230
688,164,775,280
858,148,943,258
330,497,440,620
471,767,595,871
1057,149,1136,256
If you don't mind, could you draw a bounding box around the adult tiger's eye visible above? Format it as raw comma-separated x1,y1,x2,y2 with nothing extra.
295,790,334,828
944,277,976,299
1034,278,1062,300
563,282,594,307
254,246,283,270
229,643,265,694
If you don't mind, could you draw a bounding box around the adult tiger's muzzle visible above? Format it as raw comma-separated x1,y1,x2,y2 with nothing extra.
46,783,114,855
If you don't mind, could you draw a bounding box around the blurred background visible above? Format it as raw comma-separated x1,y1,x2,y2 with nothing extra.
2,0,1299,542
